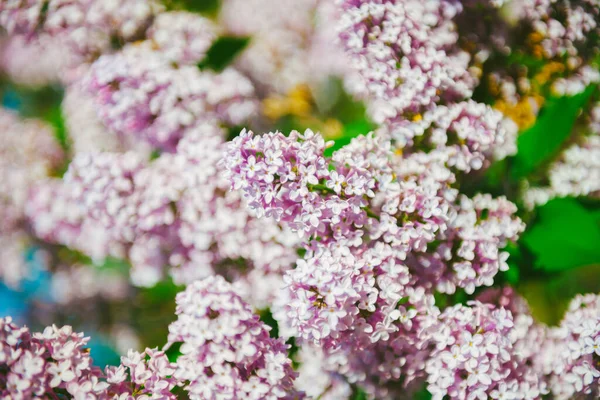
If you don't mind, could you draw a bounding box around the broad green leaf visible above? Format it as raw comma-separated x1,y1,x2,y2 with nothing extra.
511,85,596,179
521,198,600,272
197,36,250,72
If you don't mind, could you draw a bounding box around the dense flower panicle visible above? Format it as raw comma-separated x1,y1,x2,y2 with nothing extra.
224,128,374,242
0,317,184,399
167,276,299,399
0,317,104,399
546,294,600,399
426,301,547,400
338,0,475,127
0,0,161,59
382,101,518,171
220,0,347,93
409,194,525,294
226,129,522,297
65,151,148,243
33,123,299,298
146,11,219,65
545,135,600,199
0,34,76,87
86,45,258,151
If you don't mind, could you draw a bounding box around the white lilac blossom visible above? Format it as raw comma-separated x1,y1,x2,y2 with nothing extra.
546,294,600,399
425,301,548,400
0,0,161,60
337,0,475,127
86,45,258,151
166,275,299,399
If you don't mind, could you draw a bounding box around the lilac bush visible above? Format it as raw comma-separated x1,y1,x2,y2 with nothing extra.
0,0,599,399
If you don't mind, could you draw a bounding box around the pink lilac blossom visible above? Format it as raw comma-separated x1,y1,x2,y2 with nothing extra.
381,101,518,171
425,301,547,400
408,194,525,294
0,0,161,60
29,123,299,302
103,348,182,399
86,44,258,151
0,317,104,399
225,129,522,296
166,275,299,399
337,0,476,127
546,294,600,399
0,316,183,399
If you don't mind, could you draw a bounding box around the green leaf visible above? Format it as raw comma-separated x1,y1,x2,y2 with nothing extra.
521,198,600,272
324,119,374,157
511,85,596,179
162,0,220,16
165,342,182,362
197,36,250,72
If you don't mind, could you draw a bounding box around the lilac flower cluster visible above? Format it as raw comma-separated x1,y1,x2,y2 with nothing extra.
167,275,298,399
547,294,600,399
0,0,161,59
337,0,517,172
0,317,102,399
425,300,547,400
28,124,299,305
224,128,525,397
146,12,218,65
86,45,258,151
0,316,184,399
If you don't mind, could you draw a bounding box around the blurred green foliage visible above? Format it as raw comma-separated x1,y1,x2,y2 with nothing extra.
197,36,250,72
511,85,596,179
